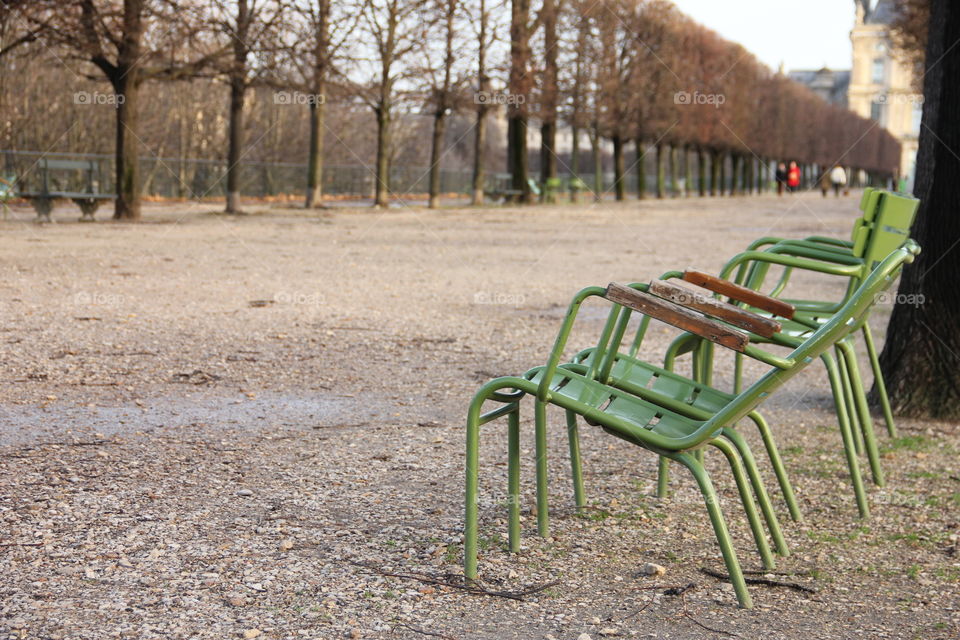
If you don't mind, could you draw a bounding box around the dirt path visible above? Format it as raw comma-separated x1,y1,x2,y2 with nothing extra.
1,193,957,639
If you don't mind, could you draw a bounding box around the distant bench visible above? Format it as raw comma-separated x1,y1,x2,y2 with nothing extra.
18,158,116,222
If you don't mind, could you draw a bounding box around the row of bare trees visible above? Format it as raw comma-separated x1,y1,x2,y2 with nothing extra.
1,0,900,220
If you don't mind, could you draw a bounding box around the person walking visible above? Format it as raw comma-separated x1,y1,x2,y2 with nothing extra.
787,161,801,193
775,162,787,196
820,170,831,197
830,165,847,197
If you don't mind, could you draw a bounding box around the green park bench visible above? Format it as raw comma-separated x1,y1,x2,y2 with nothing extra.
541,177,563,203
19,158,116,223
0,176,14,220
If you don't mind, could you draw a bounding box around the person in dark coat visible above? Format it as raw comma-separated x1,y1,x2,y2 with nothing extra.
775,162,787,196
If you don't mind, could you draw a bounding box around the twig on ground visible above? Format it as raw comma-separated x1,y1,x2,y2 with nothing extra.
663,582,696,597
680,593,741,638
393,622,454,639
0,541,44,547
700,567,818,594
351,561,560,601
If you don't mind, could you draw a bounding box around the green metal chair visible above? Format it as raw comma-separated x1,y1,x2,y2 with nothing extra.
464,241,919,608
654,192,919,512
726,189,919,439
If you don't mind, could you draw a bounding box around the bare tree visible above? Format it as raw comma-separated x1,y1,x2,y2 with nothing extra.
284,0,357,208
357,0,427,207
27,0,221,219
209,0,286,213
538,0,559,190
416,0,460,209
468,0,497,205
507,0,534,202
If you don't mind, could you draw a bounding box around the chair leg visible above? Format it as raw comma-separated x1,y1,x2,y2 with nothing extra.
657,456,671,498
465,402,482,580
722,428,790,556
565,410,586,508
671,451,753,608
862,324,898,438
747,410,802,522
822,353,870,518
508,408,521,552
709,438,776,570
836,350,865,456
838,339,885,487
534,400,550,537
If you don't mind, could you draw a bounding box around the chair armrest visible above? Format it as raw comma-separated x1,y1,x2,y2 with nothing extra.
537,286,609,401
682,270,796,319
605,283,750,353
649,279,782,338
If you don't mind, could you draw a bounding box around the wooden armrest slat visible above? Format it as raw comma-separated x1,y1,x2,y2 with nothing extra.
649,280,782,338
605,283,749,353
683,269,796,319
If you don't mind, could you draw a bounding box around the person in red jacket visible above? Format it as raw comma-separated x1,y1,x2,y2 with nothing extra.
787,161,801,193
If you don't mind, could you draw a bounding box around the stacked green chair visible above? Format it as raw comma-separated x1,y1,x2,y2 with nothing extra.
654,191,919,510
561,191,918,523
464,241,919,608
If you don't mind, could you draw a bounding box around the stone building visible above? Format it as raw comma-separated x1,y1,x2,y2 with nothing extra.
786,67,850,108
848,0,922,186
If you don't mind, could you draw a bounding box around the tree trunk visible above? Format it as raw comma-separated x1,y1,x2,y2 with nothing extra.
877,0,960,418
591,123,602,203
719,152,727,196
509,0,532,203
635,138,646,200
698,148,706,197
112,74,141,220
570,124,580,203
668,145,677,197
225,77,245,213
305,95,326,208
471,0,488,206
683,145,691,197
710,149,720,196
507,116,528,201
428,110,447,209
539,0,558,190
374,105,391,207
540,121,556,188
471,106,487,205
612,134,625,201
730,153,743,196
656,142,665,199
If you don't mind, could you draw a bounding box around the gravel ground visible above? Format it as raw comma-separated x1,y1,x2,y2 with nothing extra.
1,193,958,640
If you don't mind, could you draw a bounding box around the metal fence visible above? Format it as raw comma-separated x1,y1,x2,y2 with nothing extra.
1,149,790,201
0,150,525,200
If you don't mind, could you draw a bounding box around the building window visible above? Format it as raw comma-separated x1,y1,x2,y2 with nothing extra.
912,102,923,134
871,58,886,84
871,101,885,125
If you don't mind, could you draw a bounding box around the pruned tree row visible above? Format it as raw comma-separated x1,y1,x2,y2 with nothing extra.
1,0,901,218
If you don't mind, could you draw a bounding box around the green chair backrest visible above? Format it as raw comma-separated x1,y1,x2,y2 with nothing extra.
859,192,920,268
849,188,882,252
851,190,918,260
701,240,920,438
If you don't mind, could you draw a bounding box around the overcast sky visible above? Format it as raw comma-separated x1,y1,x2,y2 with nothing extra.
669,0,857,72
